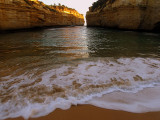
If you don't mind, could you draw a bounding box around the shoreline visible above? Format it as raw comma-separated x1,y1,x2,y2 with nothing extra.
4,86,160,120
5,105,160,120
0,25,84,34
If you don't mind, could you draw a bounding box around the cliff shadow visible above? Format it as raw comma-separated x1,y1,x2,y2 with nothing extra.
153,22,160,32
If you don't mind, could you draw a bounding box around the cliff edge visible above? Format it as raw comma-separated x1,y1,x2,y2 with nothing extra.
86,0,160,31
0,0,84,31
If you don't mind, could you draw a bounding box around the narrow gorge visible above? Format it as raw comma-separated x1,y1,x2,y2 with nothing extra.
0,0,84,31
86,0,160,31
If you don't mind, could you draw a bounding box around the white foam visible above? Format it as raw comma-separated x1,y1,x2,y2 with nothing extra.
0,57,160,119
88,86,160,113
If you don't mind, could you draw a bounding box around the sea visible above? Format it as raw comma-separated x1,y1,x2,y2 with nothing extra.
0,26,160,119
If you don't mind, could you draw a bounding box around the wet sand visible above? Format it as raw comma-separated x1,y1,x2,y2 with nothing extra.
6,105,160,120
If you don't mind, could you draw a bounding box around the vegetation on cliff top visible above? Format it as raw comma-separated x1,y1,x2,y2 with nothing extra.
91,0,116,12
23,0,83,16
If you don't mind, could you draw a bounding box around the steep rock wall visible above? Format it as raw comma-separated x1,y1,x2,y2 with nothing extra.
86,0,160,31
0,0,84,31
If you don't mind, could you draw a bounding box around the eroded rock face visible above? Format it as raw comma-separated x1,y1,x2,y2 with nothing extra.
0,0,84,31
86,0,160,31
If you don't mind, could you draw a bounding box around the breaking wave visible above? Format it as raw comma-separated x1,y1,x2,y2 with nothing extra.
0,57,160,119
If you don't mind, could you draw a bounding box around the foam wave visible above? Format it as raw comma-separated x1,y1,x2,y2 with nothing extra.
0,57,160,119
88,86,160,113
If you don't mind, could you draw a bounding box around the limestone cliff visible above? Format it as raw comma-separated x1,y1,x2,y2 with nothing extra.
0,0,84,31
86,0,160,31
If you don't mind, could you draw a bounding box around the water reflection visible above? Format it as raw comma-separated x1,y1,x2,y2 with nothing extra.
86,28,160,58
0,26,160,86
0,26,159,63
0,27,160,120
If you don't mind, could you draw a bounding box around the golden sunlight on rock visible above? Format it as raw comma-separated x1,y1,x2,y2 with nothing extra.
0,0,84,31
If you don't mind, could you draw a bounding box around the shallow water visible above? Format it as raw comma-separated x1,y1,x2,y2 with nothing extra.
0,26,160,119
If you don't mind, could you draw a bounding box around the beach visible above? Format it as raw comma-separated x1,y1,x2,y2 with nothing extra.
1,27,160,120
0,0,160,120
5,105,160,120
5,86,160,120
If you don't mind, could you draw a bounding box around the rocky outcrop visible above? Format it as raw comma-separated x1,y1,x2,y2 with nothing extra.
86,0,160,31
0,0,84,31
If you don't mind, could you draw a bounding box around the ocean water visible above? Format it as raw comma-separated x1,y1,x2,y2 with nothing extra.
0,26,160,119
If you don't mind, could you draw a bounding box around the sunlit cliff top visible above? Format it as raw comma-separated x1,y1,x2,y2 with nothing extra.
0,0,84,19
28,0,84,18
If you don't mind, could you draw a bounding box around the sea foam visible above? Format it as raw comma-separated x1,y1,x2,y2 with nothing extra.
0,57,160,119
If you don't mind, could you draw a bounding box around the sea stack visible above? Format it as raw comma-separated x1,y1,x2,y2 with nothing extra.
0,0,84,31
86,0,160,31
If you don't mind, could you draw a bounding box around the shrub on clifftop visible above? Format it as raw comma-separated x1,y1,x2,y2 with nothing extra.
91,0,116,12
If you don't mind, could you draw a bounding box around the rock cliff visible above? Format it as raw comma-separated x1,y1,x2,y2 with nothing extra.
86,0,160,31
0,0,84,31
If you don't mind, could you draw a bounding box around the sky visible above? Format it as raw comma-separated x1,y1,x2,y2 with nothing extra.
39,0,97,16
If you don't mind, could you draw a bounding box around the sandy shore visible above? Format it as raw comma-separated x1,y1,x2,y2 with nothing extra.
5,105,160,120
5,86,160,120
